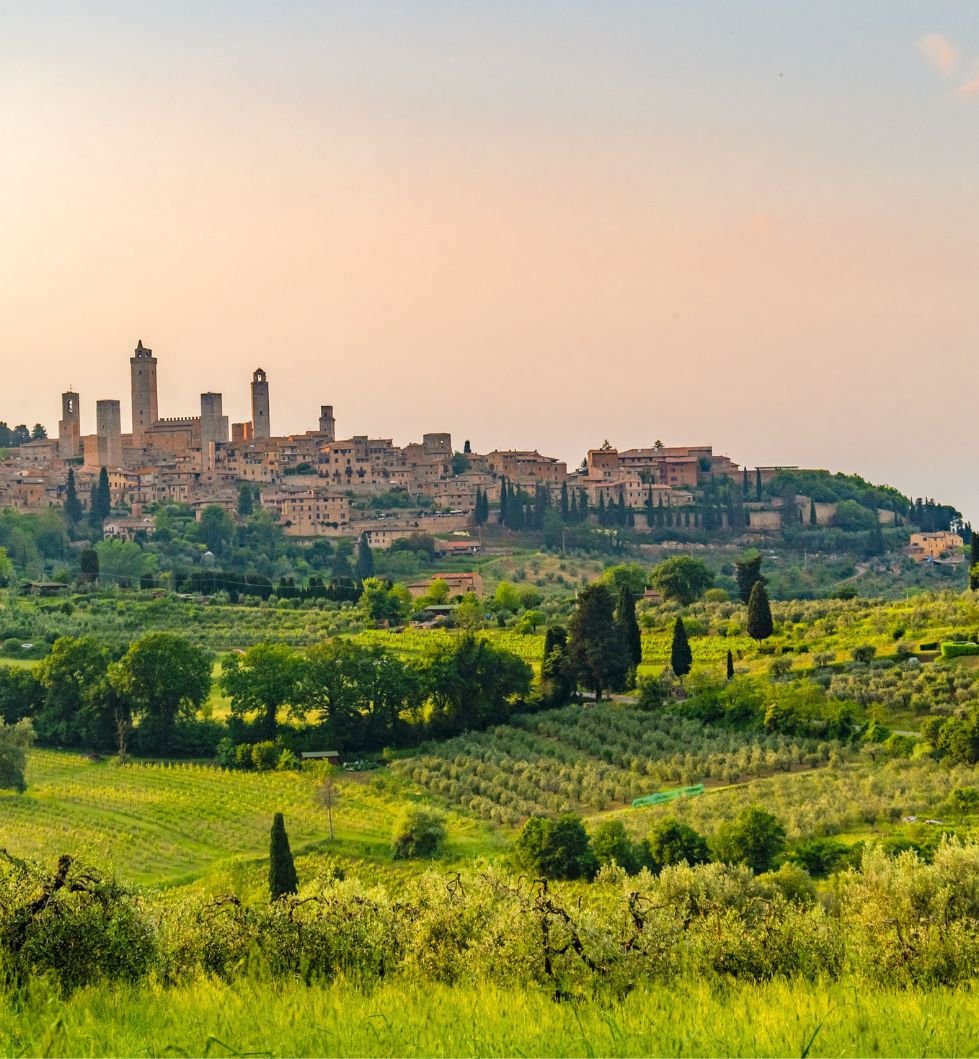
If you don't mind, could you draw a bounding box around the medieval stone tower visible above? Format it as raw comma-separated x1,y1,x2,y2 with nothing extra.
200,392,229,470
58,390,81,459
130,339,158,443
96,399,122,468
251,368,270,439
318,405,335,441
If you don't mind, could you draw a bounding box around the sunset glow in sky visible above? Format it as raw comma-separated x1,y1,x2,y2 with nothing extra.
3,3,978,515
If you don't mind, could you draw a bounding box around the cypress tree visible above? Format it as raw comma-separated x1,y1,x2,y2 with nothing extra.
616,585,643,669
809,497,818,527
971,533,979,591
755,468,762,502
64,468,83,524
560,482,569,521
569,490,578,521
579,490,589,522
617,491,627,527
735,554,765,604
88,483,102,531
726,648,735,680
747,581,774,641
269,812,299,900
597,493,607,526
355,534,375,580
742,468,749,498
96,468,111,519
670,616,692,680
498,478,508,525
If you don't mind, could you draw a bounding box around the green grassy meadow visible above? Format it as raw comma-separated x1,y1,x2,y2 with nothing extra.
5,976,979,1058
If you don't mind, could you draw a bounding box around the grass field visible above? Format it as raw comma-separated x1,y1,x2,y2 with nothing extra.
0,750,505,888
5,976,979,1058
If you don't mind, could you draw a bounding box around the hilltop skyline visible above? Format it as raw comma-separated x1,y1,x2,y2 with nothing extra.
3,3,979,517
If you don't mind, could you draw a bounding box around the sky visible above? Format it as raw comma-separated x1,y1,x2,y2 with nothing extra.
2,2,978,516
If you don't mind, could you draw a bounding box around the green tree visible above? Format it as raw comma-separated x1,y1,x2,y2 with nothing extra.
96,468,111,519
0,718,34,792
110,633,212,754
540,625,576,707
198,505,234,555
79,547,100,585
0,546,13,587
970,534,979,591
616,585,642,673
600,562,648,597
647,818,710,872
809,496,818,527
95,538,155,588
713,807,786,874
221,643,303,740
64,468,83,525
355,534,375,580
515,814,597,881
650,556,714,605
359,577,410,625
236,483,254,517
269,812,299,899
567,583,629,700
36,636,114,748
670,616,692,680
726,649,735,681
591,819,644,874
392,808,446,860
0,665,44,724
747,581,774,641
426,633,532,735
734,553,765,604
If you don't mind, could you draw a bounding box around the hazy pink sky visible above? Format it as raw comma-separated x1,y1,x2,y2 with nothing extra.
3,3,978,516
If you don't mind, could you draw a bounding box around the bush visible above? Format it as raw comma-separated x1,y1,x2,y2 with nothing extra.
392,808,446,860
251,741,280,771
940,642,979,659
712,807,787,874
852,645,876,664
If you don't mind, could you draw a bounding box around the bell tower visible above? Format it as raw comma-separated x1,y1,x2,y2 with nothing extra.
58,389,81,459
251,368,271,439
130,339,158,443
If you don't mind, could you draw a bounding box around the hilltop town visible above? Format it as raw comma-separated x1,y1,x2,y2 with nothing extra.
0,340,966,575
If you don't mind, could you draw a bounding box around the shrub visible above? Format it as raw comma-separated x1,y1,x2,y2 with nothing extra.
251,741,280,771
852,645,876,664
392,808,446,860
712,807,787,874
940,642,979,659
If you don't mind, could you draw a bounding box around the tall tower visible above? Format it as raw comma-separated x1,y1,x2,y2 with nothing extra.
251,368,270,439
96,400,122,468
58,389,81,459
130,339,158,443
200,392,229,471
318,405,335,441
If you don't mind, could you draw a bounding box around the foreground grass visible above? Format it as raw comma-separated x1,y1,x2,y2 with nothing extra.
4,977,979,1058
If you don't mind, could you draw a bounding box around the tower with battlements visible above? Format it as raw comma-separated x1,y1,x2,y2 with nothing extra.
251,368,270,439
58,390,81,459
130,339,158,443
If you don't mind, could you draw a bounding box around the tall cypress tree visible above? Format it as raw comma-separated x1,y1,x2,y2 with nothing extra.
355,534,375,580
498,479,509,525
670,616,692,680
726,649,735,681
560,482,569,522
747,581,774,641
597,492,607,526
755,468,763,502
96,468,111,519
809,497,818,527
742,468,750,498
269,812,299,900
971,533,979,591
616,585,642,670
735,554,765,604
64,468,83,524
